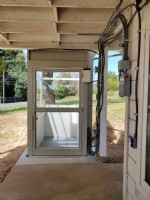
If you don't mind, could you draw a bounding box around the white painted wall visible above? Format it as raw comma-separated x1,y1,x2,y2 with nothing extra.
124,4,150,200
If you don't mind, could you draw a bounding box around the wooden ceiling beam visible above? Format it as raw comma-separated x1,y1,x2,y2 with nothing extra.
0,41,98,50
0,21,55,33
0,6,54,22
58,8,114,23
0,0,51,7
51,0,119,8
7,33,60,42
0,33,11,45
60,34,100,43
58,23,106,34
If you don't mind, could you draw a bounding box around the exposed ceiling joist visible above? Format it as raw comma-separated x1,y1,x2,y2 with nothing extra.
0,0,51,7
51,0,119,8
0,0,128,50
58,8,114,23
0,6,54,22
0,0,129,8
0,21,55,33
0,33,11,45
60,34,100,43
7,33,60,42
58,23,106,34
0,41,98,50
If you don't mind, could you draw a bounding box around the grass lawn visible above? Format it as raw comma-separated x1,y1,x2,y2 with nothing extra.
56,91,125,105
0,91,125,120
0,106,27,115
107,103,125,120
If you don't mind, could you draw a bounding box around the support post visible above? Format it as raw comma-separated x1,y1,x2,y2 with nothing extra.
99,47,108,158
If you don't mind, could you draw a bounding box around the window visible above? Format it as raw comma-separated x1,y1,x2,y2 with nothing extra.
36,71,80,108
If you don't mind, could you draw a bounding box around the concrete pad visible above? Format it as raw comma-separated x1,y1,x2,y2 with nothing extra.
17,149,102,165
0,162,123,200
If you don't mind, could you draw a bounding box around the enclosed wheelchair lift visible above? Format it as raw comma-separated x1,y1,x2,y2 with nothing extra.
27,49,94,156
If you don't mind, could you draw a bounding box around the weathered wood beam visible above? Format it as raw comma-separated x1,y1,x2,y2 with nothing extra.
60,34,99,43
0,41,58,49
8,33,60,42
0,6,54,22
0,41,98,50
51,0,119,8
60,42,98,50
52,7,60,45
0,0,130,8
0,0,51,7
58,8,114,23
58,23,106,34
0,21,55,33
0,33,11,45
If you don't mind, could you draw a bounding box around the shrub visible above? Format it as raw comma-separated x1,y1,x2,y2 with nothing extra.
54,86,69,99
68,86,77,96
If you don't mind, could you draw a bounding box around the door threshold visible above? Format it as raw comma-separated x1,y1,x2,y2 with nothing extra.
17,149,101,165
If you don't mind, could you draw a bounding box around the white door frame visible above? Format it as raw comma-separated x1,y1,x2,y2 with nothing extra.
31,66,83,156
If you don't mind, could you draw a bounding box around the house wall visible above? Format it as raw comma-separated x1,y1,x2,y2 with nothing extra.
124,4,150,200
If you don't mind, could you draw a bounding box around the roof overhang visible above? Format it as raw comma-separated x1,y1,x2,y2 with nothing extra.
0,0,131,50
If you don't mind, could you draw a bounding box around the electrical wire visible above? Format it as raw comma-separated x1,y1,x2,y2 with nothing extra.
93,1,149,154
87,1,149,154
134,5,141,139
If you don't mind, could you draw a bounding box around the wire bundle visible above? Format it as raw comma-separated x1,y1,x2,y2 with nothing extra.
93,0,149,154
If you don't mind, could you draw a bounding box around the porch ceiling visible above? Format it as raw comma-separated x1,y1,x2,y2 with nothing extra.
0,0,130,50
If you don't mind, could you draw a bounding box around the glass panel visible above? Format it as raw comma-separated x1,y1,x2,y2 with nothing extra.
36,112,79,149
36,71,80,108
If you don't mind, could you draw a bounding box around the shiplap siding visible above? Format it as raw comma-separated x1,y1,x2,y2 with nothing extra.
124,4,150,200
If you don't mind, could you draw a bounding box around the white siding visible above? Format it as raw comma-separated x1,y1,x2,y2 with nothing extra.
124,3,150,200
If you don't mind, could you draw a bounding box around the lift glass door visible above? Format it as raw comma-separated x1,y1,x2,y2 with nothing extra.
33,69,82,156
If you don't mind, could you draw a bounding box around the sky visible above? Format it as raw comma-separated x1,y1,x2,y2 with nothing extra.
94,50,122,74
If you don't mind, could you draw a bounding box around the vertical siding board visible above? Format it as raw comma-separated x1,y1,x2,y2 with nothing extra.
127,175,137,200
126,4,150,200
129,100,136,121
128,156,136,182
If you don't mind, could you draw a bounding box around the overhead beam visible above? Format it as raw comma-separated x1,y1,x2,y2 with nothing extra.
7,33,60,42
0,41,98,50
51,0,119,8
0,21,55,33
0,0,51,7
0,33,11,45
0,41,58,49
60,34,100,43
58,23,106,34
52,7,60,45
58,8,114,23
60,42,98,50
0,6,54,22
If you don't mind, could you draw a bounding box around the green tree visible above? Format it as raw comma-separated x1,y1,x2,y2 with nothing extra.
107,71,119,91
0,50,27,101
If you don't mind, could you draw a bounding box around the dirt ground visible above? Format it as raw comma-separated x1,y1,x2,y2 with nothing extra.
0,111,124,183
0,113,27,182
92,116,125,163
107,117,125,163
